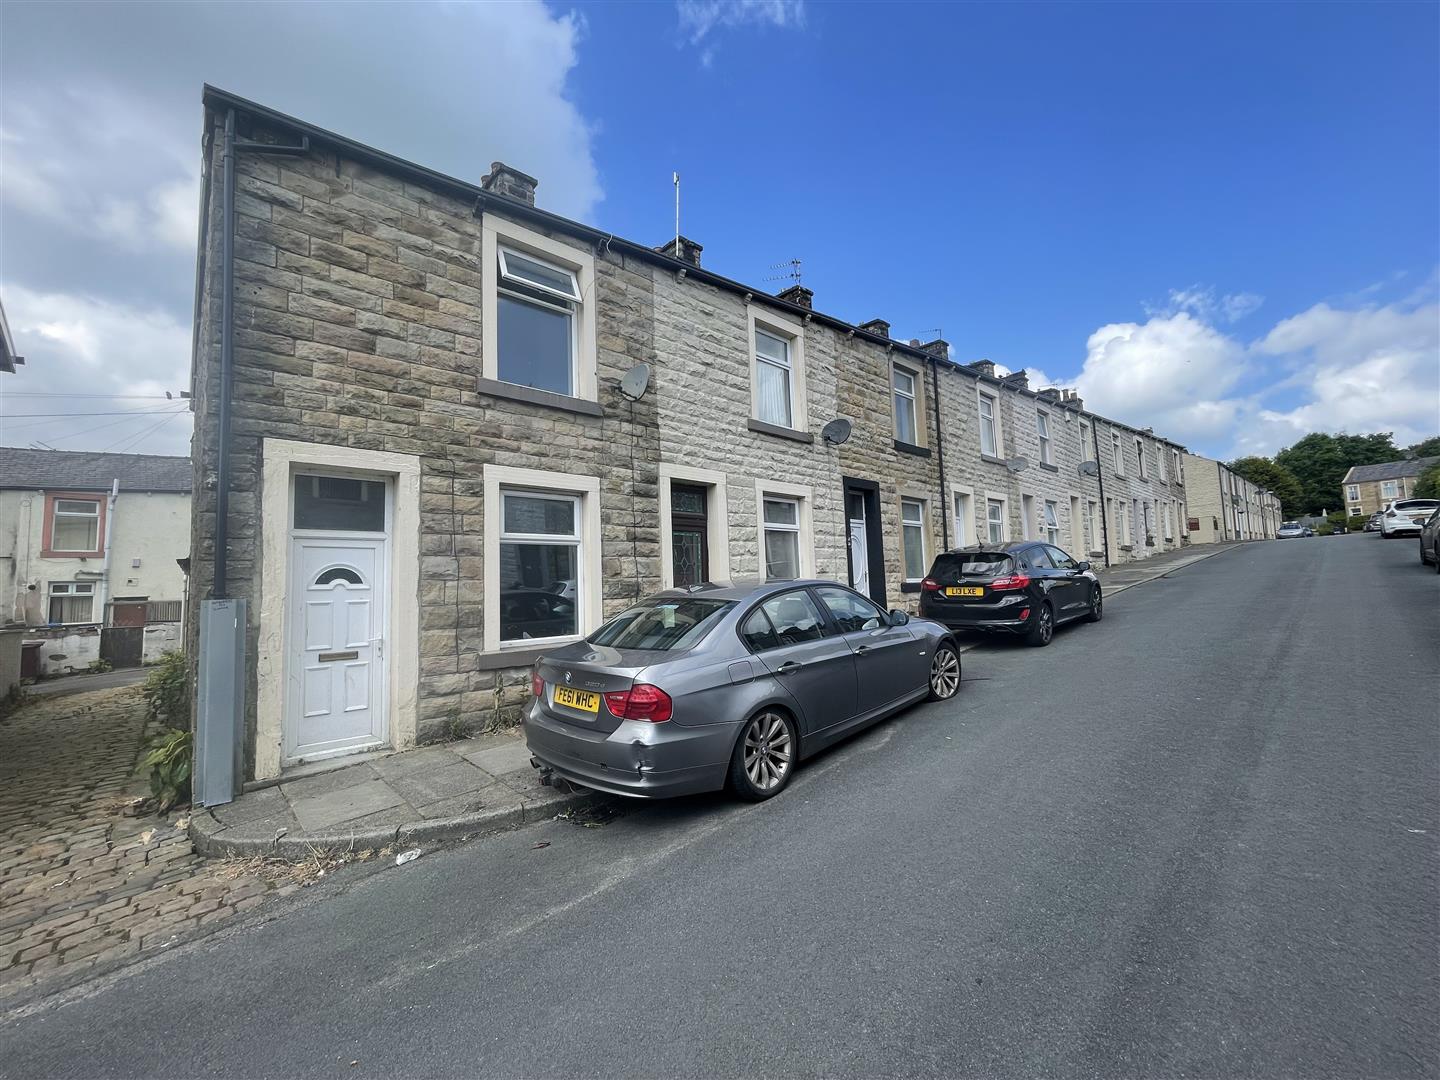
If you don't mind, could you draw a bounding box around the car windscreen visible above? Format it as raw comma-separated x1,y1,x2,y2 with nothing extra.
587,597,736,652
1395,500,1439,511
929,552,1015,583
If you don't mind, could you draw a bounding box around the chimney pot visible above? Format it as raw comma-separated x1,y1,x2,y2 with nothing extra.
777,284,813,310
858,318,891,339
655,235,703,267
480,162,538,206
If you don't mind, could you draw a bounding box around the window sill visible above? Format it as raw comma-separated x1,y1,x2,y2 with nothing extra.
40,551,102,560
476,378,603,417
900,581,922,594
893,440,931,458
1118,544,1134,552
980,454,1007,466
1038,462,1059,473
747,419,814,444
476,641,582,671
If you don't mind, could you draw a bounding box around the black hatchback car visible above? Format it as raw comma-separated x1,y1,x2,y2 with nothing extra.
917,542,1102,646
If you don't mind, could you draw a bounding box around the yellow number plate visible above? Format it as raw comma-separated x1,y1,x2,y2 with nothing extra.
553,686,600,713
946,586,984,597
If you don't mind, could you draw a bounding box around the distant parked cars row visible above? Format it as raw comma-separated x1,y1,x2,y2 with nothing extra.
524,539,1106,803
1276,521,1312,539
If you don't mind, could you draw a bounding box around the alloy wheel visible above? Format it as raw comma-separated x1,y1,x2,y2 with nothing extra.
1091,588,1103,620
1037,605,1053,644
930,646,960,699
742,712,793,793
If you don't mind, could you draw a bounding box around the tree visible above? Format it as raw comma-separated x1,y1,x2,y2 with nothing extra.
1275,432,1400,516
1416,464,1440,500
1407,436,1440,458
1228,456,1305,516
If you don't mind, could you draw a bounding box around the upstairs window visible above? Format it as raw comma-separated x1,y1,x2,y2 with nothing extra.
1111,431,1125,477
1036,411,1052,465
49,498,101,553
496,246,582,397
1347,485,1360,501
1136,438,1148,479
1381,480,1399,499
754,328,795,428
978,392,999,457
893,363,919,445
1172,450,1182,482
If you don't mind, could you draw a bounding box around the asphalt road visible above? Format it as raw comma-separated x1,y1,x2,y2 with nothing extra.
6,535,1437,1079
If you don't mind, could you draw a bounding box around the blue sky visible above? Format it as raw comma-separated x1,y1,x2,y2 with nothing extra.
2,0,1436,458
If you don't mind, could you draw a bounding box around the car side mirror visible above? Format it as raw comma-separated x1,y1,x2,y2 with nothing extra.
1075,560,1091,572
888,609,910,626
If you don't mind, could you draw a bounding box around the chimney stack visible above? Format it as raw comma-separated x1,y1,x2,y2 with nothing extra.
480,162,538,206
1037,387,1063,403
1060,388,1085,411
918,338,949,360
1001,370,1030,391
655,235,703,267
777,284,813,310
967,359,997,379
858,318,891,339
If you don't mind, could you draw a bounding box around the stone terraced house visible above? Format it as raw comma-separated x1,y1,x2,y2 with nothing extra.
188,87,1193,783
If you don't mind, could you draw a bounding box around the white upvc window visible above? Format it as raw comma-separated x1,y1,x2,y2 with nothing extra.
1381,480,1399,499
1043,500,1060,545
481,217,597,402
48,581,96,625
1164,504,1174,540
50,498,101,553
1135,438,1148,479
761,497,802,580
1347,485,1360,501
749,308,806,432
1086,500,1100,552
893,363,920,445
900,498,927,581
978,391,999,457
952,488,974,549
1172,450,1182,482
1111,431,1125,477
1158,447,1168,482
1079,419,1092,455
483,465,601,653
1036,411,1053,465
986,497,1007,544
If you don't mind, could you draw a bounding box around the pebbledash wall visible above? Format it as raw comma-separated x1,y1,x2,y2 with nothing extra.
191,87,1196,783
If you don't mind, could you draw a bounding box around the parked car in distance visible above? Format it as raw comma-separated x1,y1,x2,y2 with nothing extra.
1381,499,1440,539
1364,514,1383,532
524,580,962,802
917,542,1102,647
1420,509,1440,573
1276,522,1307,539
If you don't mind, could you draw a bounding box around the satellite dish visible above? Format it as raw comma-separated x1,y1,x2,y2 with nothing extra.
821,418,853,445
1005,457,1030,474
618,363,651,401
1077,460,1100,477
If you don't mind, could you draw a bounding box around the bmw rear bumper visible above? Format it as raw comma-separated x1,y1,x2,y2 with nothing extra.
522,700,736,799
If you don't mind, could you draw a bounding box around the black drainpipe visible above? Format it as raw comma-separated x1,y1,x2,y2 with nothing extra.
215,108,309,598
1091,418,1111,568
930,359,949,551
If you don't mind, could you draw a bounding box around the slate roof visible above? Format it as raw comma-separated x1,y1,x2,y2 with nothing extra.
1343,456,1440,484
0,448,192,493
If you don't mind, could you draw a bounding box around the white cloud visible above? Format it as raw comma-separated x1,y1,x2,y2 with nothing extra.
0,285,193,455
1149,284,1265,325
677,0,806,60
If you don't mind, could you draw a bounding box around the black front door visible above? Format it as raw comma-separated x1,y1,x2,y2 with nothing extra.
671,484,710,588
842,478,887,607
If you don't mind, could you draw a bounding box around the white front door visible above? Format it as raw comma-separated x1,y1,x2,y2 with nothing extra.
849,518,869,595
284,539,387,762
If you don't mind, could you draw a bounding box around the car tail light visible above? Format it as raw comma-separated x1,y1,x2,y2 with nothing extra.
920,577,940,592
604,684,673,723
531,669,544,698
988,574,1031,592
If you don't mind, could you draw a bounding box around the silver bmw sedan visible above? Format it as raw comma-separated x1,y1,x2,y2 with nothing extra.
523,579,962,801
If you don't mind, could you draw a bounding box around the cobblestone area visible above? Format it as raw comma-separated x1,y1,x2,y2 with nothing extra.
0,686,277,1004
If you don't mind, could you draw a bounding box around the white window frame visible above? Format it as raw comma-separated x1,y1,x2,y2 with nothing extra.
49,497,102,554
985,492,1009,544
1347,485,1360,502
483,465,602,653
1036,410,1053,466
1172,450,1182,482
1111,431,1125,477
748,307,807,432
754,479,814,581
1043,500,1060,545
48,581,96,625
1381,480,1399,499
951,485,975,550
1135,438,1148,479
978,390,1000,458
1158,447,1168,483
657,463,730,590
1079,419,1092,457
1086,499,1100,554
481,217,597,402
900,497,927,582
892,360,924,446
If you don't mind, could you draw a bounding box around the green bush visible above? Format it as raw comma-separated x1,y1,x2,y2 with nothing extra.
1347,514,1367,531
1316,522,1335,535
143,728,192,811
143,651,190,728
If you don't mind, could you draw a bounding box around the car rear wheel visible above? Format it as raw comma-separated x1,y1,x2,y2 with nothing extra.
1026,601,1054,647
927,643,961,701
728,709,797,801
1085,585,1103,623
